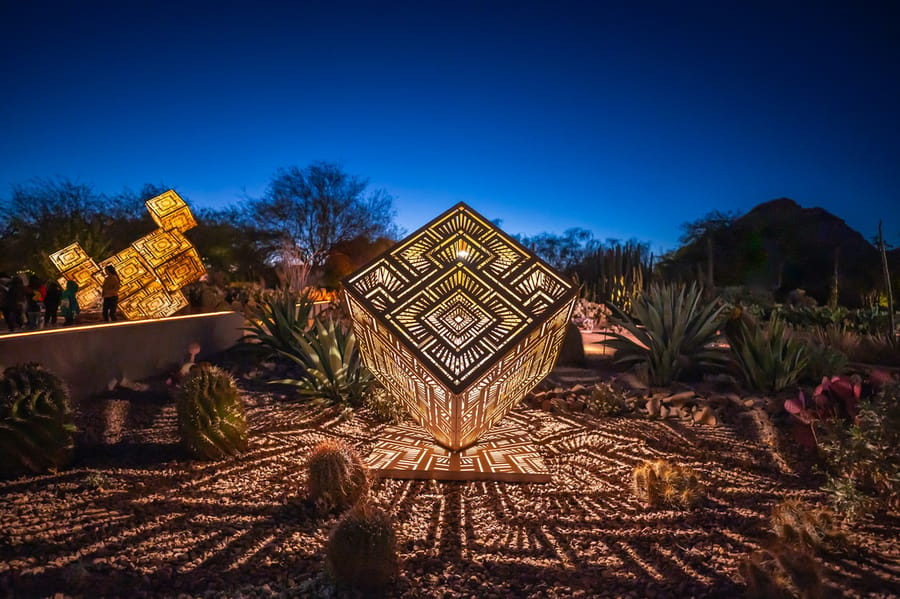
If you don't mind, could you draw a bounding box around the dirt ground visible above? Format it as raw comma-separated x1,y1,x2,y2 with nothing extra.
1,365,899,599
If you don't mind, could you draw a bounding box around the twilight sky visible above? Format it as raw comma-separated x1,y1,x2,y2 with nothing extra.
2,1,898,252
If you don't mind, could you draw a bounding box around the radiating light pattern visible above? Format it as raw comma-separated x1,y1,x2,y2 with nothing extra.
49,190,205,320
344,203,578,452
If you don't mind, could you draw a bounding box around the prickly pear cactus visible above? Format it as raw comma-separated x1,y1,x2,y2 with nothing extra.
175,363,248,460
0,363,75,478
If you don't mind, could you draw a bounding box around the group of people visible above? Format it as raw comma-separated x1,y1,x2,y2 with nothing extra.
0,265,121,333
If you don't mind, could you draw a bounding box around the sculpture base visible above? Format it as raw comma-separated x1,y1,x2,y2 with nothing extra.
367,423,550,482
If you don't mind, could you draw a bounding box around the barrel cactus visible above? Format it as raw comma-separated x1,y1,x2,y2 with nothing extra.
325,501,398,590
307,439,369,513
633,459,705,509
0,363,75,478
175,363,248,460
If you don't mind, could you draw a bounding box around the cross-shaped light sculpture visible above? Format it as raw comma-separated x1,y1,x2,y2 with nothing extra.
49,190,206,320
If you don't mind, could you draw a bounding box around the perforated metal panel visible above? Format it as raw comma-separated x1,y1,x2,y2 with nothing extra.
49,190,206,319
344,203,577,451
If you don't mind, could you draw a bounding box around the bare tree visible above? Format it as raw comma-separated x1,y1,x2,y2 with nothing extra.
249,162,399,274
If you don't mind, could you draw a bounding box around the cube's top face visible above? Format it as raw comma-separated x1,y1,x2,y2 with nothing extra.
344,203,577,393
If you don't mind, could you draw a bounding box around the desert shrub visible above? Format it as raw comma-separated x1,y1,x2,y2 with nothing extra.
273,316,374,407
632,459,705,508
364,385,408,424
175,363,248,460
855,332,900,366
240,287,315,362
770,499,844,553
602,282,728,386
584,381,628,416
325,501,398,591
307,439,369,513
740,543,824,599
729,315,809,393
800,338,848,383
0,363,75,478
817,382,900,519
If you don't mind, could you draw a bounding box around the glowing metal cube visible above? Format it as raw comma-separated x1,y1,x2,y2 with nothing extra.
344,203,578,453
49,190,205,320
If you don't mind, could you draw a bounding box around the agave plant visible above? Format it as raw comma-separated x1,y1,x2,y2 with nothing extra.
0,363,75,478
274,316,374,406
240,287,316,364
601,282,728,386
730,315,809,393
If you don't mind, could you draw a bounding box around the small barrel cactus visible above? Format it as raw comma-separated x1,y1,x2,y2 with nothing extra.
771,499,844,552
0,363,75,478
325,501,398,590
633,459,705,508
307,439,369,513
175,363,248,460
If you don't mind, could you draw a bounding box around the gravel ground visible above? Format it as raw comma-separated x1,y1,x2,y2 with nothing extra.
1,369,899,599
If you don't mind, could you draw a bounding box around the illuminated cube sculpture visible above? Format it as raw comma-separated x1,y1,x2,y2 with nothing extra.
50,190,205,320
343,203,578,480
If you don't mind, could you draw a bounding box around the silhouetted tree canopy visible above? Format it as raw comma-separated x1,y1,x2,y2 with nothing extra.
515,227,599,271
249,162,400,270
0,178,165,279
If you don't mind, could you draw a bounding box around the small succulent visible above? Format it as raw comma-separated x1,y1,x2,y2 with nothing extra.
740,543,824,599
632,459,705,509
325,501,398,591
364,385,408,424
584,382,628,416
274,317,374,407
306,439,369,513
0,363,75,478
175,363,249,460
771,499,844,553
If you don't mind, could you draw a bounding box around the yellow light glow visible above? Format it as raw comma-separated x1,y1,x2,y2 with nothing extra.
343,203,577,451
48,190,206,320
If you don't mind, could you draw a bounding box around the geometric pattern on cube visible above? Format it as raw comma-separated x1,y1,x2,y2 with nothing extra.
100,246,156,299
146,190,198,232
154,247,205,292
367,421,550,482
132,229,194,268
344,202,577,451
49,190,206,320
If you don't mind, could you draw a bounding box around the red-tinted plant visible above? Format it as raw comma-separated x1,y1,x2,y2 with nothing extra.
785,375,861,426
784,371,896,449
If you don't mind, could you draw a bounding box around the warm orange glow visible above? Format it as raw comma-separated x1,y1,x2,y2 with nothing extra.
343,203,577,451
0,311,235,339
48,190,206,320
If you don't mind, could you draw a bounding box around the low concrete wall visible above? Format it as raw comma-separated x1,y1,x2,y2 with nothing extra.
0,311,246,399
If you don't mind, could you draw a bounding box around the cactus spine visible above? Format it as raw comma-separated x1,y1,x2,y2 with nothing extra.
0,363,75,478
175,363,248,460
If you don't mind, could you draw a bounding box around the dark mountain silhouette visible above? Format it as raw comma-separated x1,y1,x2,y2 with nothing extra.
664,198,898,307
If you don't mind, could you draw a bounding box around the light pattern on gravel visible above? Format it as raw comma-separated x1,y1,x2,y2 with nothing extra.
1,386,898,598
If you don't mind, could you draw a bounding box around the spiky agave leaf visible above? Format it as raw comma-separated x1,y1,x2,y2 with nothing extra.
273,317,374,407
239,287,316,364
176,364,248,460
0,363,75,478
731,315,809,393
602,282,728,386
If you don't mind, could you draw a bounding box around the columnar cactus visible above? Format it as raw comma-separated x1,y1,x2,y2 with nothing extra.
0,363,75,478
175,363,248,460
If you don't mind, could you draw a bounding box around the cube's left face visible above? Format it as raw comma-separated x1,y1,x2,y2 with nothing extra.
344,203,577,450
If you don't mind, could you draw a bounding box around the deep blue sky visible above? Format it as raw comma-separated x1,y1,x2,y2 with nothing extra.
2,1,898,252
